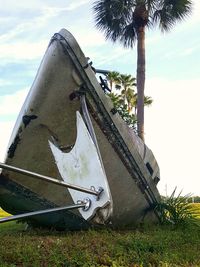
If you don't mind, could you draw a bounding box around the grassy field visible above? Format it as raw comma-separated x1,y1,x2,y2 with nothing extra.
0,208,10,218
0,207,200,267
190,203,200,217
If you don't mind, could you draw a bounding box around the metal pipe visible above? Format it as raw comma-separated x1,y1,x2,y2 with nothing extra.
0,203,85,224
0,162,100,197
95,69,110,75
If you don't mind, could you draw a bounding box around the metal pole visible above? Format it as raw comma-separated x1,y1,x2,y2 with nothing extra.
0,162,101,197
0,203,85,224
95,69,110,75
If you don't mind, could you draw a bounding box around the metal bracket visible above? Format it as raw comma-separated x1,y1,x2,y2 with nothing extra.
77,198,91,211
90,186,104,201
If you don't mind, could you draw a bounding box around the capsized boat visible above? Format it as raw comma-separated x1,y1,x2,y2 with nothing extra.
0,29,160,230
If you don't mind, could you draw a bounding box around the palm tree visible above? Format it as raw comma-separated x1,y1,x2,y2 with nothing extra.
93,0,192,141
119,74,136,100
109,92,137,129
144,95,153,107
126,87,137,113
118,74,137,113
106,71,121,91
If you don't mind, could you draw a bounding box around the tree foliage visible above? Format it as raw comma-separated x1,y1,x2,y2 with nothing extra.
107,71,153,130
109,92,137,129
93,0,192,140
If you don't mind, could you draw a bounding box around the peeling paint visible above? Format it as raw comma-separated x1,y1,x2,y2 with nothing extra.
22,115,38,128
8,134,21,158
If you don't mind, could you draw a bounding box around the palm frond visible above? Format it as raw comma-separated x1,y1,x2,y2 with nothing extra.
144,95,153,106
106,71,121,90
120,22,137,48
93,0,193,44
152,0,192,32
93,0,134,43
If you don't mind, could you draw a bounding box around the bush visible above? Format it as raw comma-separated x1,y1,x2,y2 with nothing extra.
156,188,200,227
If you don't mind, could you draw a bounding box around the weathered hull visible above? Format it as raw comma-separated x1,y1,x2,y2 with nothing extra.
0,29,160,230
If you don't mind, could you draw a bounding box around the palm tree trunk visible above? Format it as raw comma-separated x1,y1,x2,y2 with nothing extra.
109,80,113,91
136,26,145,141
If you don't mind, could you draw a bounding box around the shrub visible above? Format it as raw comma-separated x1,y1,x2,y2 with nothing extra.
156,188,200,227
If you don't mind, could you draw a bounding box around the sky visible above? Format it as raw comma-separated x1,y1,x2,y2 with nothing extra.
0,0,200,197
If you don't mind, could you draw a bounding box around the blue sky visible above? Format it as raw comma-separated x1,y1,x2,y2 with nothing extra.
0,0,200,196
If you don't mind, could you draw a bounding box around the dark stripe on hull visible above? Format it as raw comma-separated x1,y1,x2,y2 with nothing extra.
0,175,90,230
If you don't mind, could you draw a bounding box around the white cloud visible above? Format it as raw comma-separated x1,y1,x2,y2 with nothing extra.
0,1,95,63
191,0,200,23
145,78,200,196
64,0,91,11
75,30,106,48
0,4,69,42
0,41,47,61
0,1,45,10
0,88,28,116
0,121,15,162
0,89,28,160
0,79,13,86
90,46,131,67
162,42,200,60
178,43,200,57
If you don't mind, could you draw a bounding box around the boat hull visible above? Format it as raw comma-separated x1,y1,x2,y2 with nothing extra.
0,29,160,229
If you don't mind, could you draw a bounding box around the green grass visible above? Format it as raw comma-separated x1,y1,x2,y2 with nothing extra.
0,208,10,218
190,203,200,218
1,208,200,267
0,208,25,233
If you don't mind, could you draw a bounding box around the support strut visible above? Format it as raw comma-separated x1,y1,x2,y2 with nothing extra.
0,162,103,198
0,198,91,224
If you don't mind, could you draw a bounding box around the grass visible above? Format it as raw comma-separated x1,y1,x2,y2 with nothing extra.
190,203,200,218
1,208,200,266
0,208,10,218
